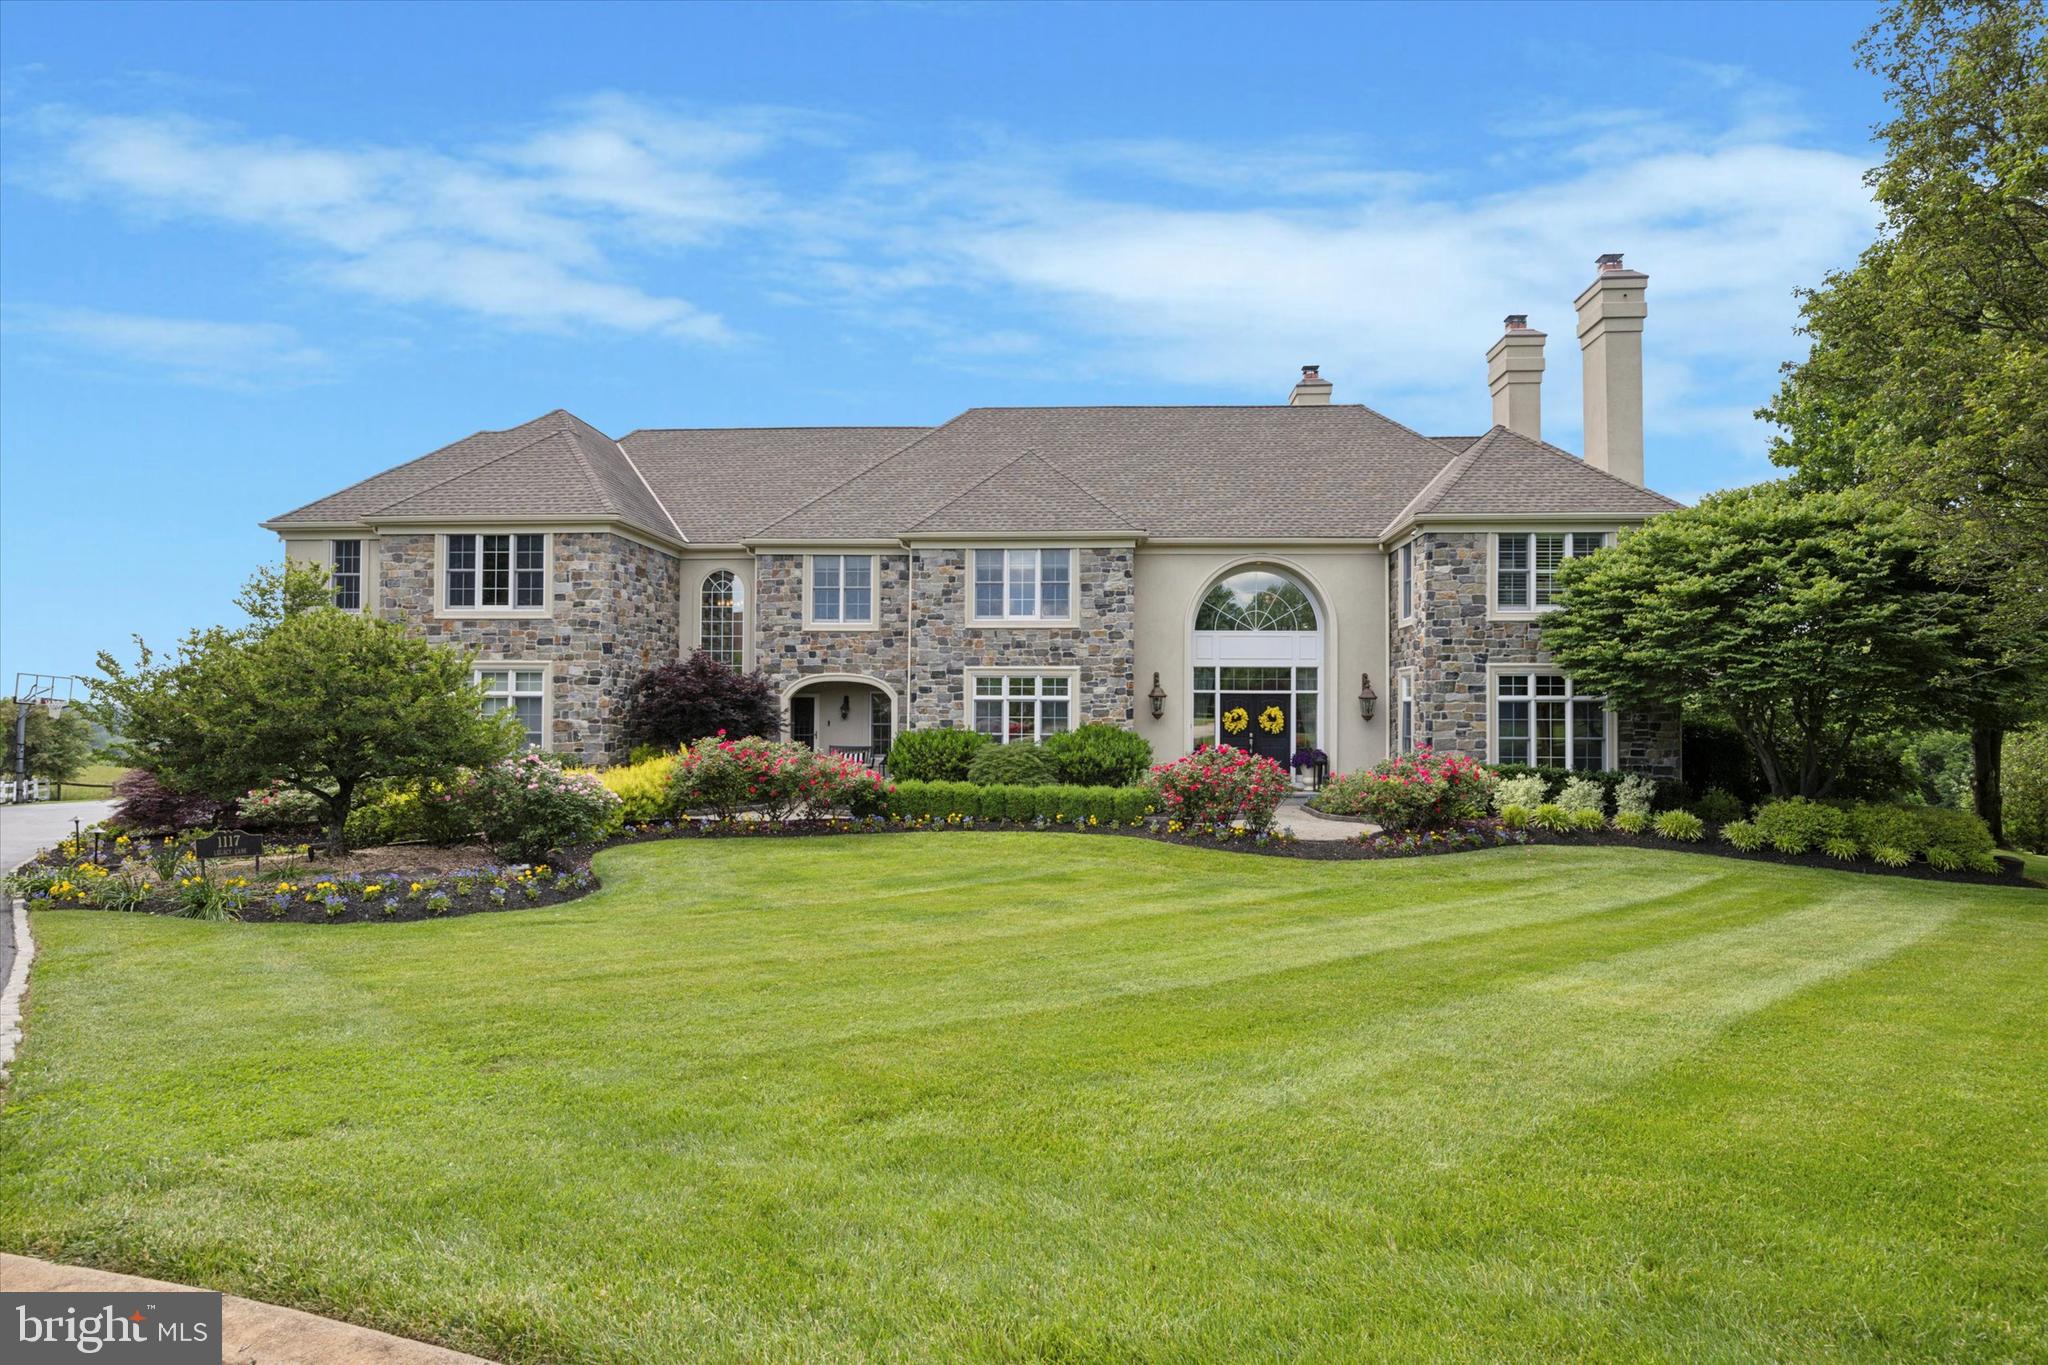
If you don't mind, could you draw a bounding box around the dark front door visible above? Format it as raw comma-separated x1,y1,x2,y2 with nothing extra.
790,697,816,749
1221,693,1290,764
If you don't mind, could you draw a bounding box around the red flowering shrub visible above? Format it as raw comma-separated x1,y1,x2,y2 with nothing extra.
1310,748,1495,831
1147,747,1291,832
668,733,893,821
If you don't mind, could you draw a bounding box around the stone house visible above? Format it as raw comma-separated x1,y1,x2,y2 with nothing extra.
266,254,1680,779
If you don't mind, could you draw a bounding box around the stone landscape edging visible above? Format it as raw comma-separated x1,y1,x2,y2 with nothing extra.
0,895,33,1087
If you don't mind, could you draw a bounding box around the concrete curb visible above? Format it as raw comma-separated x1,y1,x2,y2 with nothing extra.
0,895,32,1086
1,1254,495,1363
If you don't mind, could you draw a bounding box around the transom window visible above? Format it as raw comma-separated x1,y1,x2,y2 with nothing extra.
972,674,1071,743
446,534,545,609
1194,570,1316,632
332,539,362,611
1495,671,1606,769
1496,532,1605,610
973,548,1072,621
811,555,873,624
478,668,545,749
700,570,743,665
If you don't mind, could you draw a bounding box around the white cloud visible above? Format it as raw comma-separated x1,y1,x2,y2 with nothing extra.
9,308,330,389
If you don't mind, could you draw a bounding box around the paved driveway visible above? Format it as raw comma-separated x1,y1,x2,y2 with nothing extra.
2,799,117,988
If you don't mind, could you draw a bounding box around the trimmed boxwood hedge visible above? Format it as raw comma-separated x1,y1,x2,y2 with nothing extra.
886,780,1158,825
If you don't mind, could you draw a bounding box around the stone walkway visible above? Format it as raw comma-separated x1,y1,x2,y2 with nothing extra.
1,1254,493,1363
1272,796,1374,841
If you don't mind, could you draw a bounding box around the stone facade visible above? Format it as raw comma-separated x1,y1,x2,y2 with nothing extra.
1386,530,1679,779
906,547,1137,730
752,552,913,709
378,530,681,764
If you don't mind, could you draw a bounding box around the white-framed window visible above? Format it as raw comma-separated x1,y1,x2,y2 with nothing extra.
1494,670,1607,769
809,554,874,625
1398,672,1414,753
971,673,1073,743
972,548,1073,621
1188,665,1320,754
1398,542,1414,622
700,570,743,665
1495,531,1605,611
477,667,546,750
332,539,363,611
446,533,546,610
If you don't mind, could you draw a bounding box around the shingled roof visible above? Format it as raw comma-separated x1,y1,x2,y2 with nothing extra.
267,403,1679,547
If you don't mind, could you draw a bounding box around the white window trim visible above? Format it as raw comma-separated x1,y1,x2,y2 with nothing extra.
1484,661,1614,769
1396,539,1417,625
1397,669,1415,754
1487,529,1610,621
964,666,1081,743
967,546,1078,626
804,553,879,631
331,538,367,614
475,662,551,752
438,531,554,618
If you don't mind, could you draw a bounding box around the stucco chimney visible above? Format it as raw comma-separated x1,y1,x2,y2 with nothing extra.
1485,314,1546,440
1287,364,1333,405
1573,252,1648,485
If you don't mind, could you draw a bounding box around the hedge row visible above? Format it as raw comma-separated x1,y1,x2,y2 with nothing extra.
885,781,1158,825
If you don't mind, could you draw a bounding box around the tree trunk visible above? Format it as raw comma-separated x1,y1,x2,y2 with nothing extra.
325,780,356,858
1972,719,2005,847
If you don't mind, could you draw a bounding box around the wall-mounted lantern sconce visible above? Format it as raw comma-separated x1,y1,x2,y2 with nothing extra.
1149,672,1167,720
1358,672,1378,720
840,695,852,721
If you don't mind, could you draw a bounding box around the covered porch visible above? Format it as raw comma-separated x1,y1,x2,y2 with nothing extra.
782,675,896,768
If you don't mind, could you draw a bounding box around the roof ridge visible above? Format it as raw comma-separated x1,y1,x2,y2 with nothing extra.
908,449,1144,533
551,410,685,542
751,416,969,537
367,422,578,517
604,431,687,543
1500,429,1679,503
1380,426,1505,537
267,420,541,525
622,424,932,437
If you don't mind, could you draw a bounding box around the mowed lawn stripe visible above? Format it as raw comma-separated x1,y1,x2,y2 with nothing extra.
1,837,2038,1363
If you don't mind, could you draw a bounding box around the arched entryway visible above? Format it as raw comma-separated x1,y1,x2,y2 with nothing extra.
780,674,896,767
1189,565,1325,776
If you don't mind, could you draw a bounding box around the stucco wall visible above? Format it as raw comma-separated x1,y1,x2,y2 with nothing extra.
377,530,682,763
1133,548,1385,773
1387,528,1679,778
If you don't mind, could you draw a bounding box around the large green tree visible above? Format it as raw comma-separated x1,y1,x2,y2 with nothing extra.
1546,484,1970,799
94,562,517,852
1761,0,2048,832
1,699,94,789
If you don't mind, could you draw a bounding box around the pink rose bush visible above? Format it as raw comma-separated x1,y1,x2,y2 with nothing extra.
1310,748,1495,831
464,752,621,860
668,733,892,822
1146,746,1291,833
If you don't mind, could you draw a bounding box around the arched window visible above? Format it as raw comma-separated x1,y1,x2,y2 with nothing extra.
700,570,743,665
1193,570,1316,631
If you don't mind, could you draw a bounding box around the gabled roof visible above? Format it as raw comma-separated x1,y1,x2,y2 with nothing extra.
266,409,681,544
619,426,929,542
1380,425,1680,537
905,450,1144,535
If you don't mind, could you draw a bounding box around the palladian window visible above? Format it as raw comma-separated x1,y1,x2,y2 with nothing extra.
1193,571,1316,631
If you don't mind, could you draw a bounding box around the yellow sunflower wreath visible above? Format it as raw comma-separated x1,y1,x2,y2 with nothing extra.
1221,706,1250,735
1258,705,1286,735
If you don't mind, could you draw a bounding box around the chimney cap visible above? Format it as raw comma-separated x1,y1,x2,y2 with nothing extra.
1596,252,1626,272
1504,313,1531,331
1300,364,1322,379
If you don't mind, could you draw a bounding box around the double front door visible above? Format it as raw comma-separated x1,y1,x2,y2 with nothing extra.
1220,692,1291,764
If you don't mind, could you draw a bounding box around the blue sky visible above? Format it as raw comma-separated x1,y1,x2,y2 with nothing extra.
2,0,1887,685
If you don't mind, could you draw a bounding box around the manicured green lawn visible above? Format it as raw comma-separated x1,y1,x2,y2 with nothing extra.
3,837,2043,1362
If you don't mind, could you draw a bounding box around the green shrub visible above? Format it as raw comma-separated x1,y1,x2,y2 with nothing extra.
1652,809,1705,842
886,728,989,782
967,743,1057,787
1692,787,1747,824
1849,803,1926,858
465,755,621,861
597,754,679,826
1925,846,1964,872
885,781,1155,826
1752,798,1851,855
1614,774,1658,818
1532,804,1574,833
1041,724,1152,787
1313,751,1494,831
1870,845,1912,867
1723,819,1764,852
235,779,327,831
1149,748,1291,832
1967,852,1999,875
1912,806,1994,860
1492,774,1549,812
1823,835,1861,861
1568,807,1604,832
1498,805,1533,830
343,778,475,847
1557,776,1607,815
2004,728,2048,853
1491,764,1685,812
1612,810,1650,835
